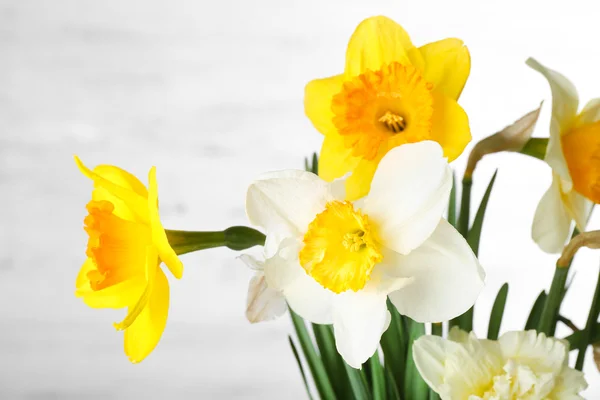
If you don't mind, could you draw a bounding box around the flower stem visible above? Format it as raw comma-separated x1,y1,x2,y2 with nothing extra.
538,229,579,336
165,226,265,255
575,265,600,370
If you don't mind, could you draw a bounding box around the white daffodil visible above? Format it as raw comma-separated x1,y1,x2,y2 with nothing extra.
413,328,587,400
527,58,599,253
245,141,485,368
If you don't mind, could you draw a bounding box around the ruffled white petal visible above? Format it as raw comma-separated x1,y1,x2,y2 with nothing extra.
332,290,389,369
246,169,332,237
387,219,484,322
246,272,287,323
526,58,578,187
498,331,567,376
532,175,573,254
363,141,452,255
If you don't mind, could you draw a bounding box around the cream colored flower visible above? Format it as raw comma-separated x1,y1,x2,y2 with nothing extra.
527,58,599,253
413,328,587,399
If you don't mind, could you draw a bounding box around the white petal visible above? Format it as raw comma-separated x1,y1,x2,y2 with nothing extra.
387,219,484,322
285,269,334,324
552,366,588,398
526,58,578,186
363,141,452,254
577,98,600,125
262,237,334,324
498,331,567,375
563,187,594,232
526,58,579,132
532,176,572,254
246,169,332,237
332,291,389,369
238,254,264,271
246,272,287,323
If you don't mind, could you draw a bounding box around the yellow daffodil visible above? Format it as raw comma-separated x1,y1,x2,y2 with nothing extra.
305,16,471,200
413,328,587,399
245,141,484,368
74,157,183,363
527,58,599,253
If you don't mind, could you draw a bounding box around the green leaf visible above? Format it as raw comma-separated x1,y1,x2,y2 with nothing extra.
524,291,547,330
405,319,429,400
288,336,314,400
429,391,441,400
487,283,509,340
312,152,319,174
344,362,372,400
520,137,548,161
457,176,472,238
384,366,402,400
565,323,600,350
380,299,408,394
289,309,336,400
467,170,498,256
575,268,600,370
312,323,351,399
369,351,386,400
448,172,457,228
452,170,498,332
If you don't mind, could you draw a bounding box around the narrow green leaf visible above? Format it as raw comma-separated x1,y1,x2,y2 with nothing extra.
538,229,579,336
467,170,498,255
380,299,408,393
487,283,509,340
431,323,442,337
576,267,600,370
565,323,600,350
448,172,457,228
452,171,498,332
344,362,372,400
369,351,386,400
312,323,351,399
312,152,319,174
524,291,547,330
457,176,472,238
288,336,314,400
429,391,441,400
289,309,336,400
405,319,429,400
384,366,402,400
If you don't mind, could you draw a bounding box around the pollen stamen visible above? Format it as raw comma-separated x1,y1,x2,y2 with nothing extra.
379,111,406,133
342,231,367,252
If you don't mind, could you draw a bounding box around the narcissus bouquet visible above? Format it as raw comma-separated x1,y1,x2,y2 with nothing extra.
74,16,600,399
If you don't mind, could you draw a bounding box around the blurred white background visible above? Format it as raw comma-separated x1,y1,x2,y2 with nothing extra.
2,0,600,398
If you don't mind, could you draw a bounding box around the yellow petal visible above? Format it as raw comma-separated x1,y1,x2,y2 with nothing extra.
148,167,184,279
74,156,149,223
305,74,345,135
318,133,360,181
123,267,170,363
345,158,379,201
75,258,94,296
429,92,471,162
419,38,470,100
81,276,146,309
345,16,416,77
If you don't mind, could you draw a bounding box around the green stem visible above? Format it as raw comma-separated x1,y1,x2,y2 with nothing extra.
431,323,442,336
457,176,472,238
538,229,579,336
165,226,265,255
575,266,600,370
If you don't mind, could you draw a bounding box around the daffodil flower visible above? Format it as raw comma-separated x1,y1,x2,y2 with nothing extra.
245,141,484,368
527,58,599,253
413,328,587,399
305,16,471,200
74,157,183,363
